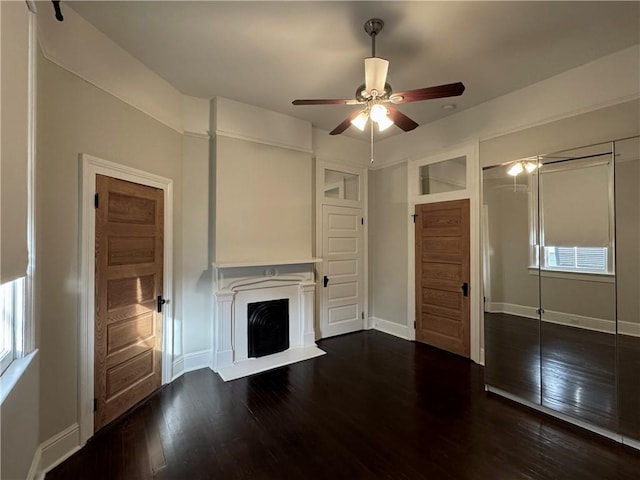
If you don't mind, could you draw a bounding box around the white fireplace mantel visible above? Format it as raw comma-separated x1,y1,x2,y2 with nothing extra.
212,259,325,381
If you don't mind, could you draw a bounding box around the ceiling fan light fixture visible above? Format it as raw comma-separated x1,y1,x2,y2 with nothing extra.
351,110,369,131
376,114,394,132
524,161,539,173
507,162,524,176
369,104,388,122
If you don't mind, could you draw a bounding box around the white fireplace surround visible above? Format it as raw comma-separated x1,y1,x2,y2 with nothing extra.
212,259,325,381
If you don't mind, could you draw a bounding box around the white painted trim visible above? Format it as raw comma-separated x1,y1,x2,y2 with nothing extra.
486,302,539,319
371,317,410,340
407,140,482,363
479,348,485,366
172,356,185,381
26,445,41,480
33,423,82,480
619,321,640,337
487,302,618,335
183,349,213,373
527,267,615,283
486,385,623,444
623,435,640,451
316,162,368,338
213,129,313,154
183,130,211,140
78,154,174,446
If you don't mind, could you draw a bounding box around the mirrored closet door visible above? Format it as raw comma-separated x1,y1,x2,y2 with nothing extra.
483,136,640,443
615,136,640,443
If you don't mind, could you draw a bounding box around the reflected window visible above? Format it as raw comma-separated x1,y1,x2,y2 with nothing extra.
324,169,359,201
419,156,466,194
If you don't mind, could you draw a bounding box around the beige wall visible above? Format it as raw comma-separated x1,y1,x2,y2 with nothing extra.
213,136,312,263
36,53,183,441
369,163,408,325
181,135,212,353
0,354,39,480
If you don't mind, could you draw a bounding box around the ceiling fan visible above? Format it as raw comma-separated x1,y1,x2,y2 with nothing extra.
292,18,465,135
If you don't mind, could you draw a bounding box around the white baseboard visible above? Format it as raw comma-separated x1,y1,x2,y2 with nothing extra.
487,302,617,334
172,356,185,381
184,349,213,373
619,321,640,337
487,302,538,319
370,316,410,340
33,423,81,480
26,445,42,480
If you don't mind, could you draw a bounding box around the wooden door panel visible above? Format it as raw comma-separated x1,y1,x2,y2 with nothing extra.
95,174,163,431
415,199,470,357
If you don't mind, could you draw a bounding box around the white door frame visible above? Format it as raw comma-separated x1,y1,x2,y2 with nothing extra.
78,153,174,445
315,161,368,336
406,140,482,363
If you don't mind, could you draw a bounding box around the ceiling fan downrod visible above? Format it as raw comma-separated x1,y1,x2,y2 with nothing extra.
364,18,384,57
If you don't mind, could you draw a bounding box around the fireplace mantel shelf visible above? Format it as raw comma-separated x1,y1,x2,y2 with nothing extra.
213,258,322,269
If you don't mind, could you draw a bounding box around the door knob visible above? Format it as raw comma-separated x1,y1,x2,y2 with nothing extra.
323,275,329,288
157,295,167,313
461,283,469,297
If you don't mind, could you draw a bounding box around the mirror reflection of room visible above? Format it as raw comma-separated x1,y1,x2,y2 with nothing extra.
483,136,640,440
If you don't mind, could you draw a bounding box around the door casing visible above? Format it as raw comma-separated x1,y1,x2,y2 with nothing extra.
407,141,482,364
315,161,368,338
79,154,173,445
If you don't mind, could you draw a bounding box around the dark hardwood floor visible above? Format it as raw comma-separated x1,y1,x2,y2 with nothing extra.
46,331,640,480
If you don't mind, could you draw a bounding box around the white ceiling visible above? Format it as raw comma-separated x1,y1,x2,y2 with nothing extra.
67,1,639,139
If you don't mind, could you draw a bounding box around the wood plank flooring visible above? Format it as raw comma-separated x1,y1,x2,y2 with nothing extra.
46,331,640,479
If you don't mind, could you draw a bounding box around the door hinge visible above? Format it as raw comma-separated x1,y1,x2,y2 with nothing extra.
411,214,418,223
94,193,99,208
361,311,364,320
361,217,364,225
93,398,97,412
414,321,417,329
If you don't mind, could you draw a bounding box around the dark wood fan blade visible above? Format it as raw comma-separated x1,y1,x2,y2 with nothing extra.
292,98,357,106
392,82,465,103
387,107,419,132
329,110,363,135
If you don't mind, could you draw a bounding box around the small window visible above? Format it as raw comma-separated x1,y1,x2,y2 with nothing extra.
0,277,25,375
544,246,608,273
324,169,359,201
419,156,466,195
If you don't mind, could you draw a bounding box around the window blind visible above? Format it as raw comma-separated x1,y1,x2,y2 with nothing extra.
1,2,30,283
540,161,611,248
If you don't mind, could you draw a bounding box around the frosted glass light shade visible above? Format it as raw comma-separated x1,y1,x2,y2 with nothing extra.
507,162,524,176
351,111,368,131
369,104,388,122
376,114,394,132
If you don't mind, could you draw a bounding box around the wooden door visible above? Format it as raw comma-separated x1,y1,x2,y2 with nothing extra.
94,175,164,431
415,199,470,357
320,205,364,338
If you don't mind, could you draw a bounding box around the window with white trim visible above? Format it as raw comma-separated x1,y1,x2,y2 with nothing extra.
0,277,25,374
530,154,614,275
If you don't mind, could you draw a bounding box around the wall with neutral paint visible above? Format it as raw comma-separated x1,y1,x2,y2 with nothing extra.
369,44,639,349
36,52,184,442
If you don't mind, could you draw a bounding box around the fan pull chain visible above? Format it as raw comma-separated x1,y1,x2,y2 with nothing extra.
370,120,375,164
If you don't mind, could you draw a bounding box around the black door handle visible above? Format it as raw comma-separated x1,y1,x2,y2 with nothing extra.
157,295,167,313
461,283,469,297
323,275,329,288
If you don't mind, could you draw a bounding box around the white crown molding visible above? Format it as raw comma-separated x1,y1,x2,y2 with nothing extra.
372,45,640,170
213,129,313,154
36,6,209,136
